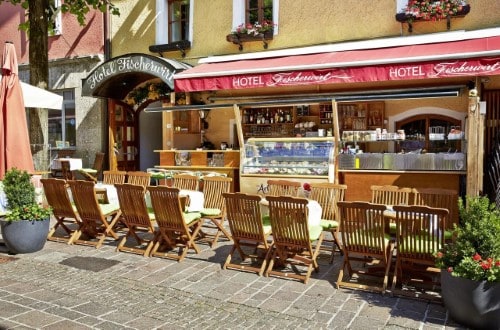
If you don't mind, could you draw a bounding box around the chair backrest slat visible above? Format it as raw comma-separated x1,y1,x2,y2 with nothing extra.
267,179,301,197
393,205,448,263
370,185,412,206
41,178,76,218
267,195,310,248
126,171,151,188
412,188,458,229
115,183,152,228
338,201,387,256
203,176,232,209
68,180,104,222
172,174,199,191
309,183,347,221
103,171,127,185
223,192,267,242
147,186,187,231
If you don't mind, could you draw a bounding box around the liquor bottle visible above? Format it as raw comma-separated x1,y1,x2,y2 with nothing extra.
274,110,279,124
285,109,291,123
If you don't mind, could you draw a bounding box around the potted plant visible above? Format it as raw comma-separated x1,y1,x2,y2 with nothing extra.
0,168,52,254
435,195,500,329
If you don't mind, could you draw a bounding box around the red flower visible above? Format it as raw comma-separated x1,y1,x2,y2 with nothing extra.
481,262,491,270
473,253,482,261
436,251,443,258
303,183,311,191
447,267,453,273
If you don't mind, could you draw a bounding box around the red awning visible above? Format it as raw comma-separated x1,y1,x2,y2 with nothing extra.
174,35,500,92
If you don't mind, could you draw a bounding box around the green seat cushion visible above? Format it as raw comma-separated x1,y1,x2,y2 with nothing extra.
80,168,97,173
389,222,397,235
200,208,221,216
150,172,166,179
262,215,271,227
184,212,201,224
260,215,320,241
99,203,120,215
309,224,323,241
320,219,339,230
350,229,392,248
399,236,441,253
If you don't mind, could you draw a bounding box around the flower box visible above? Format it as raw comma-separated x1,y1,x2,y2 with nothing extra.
395,3,470,32
226,30,274,51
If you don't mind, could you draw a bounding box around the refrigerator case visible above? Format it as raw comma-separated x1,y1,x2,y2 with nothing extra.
240,137,336,195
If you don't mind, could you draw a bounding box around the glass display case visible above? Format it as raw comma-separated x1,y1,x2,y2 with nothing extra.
241,137,335,177
337,129,466,172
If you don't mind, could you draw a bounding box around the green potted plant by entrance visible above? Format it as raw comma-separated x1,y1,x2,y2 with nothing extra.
435,195,500,329
0,168,52,254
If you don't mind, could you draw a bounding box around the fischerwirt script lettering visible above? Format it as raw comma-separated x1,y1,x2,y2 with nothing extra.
431,61,500,77
267,71,350,86
86,56,175,90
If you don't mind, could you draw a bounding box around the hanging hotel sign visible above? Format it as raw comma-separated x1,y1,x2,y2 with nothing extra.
174,57,500,92
82,53,191,99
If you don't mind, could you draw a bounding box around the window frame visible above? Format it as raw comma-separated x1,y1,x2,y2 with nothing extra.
48,89,75,149
233,0,279,34
156,0,193,45
48,0,62,36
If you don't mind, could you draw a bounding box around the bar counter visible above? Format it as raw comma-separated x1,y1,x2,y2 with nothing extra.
154,149,240,191
338,169,465,201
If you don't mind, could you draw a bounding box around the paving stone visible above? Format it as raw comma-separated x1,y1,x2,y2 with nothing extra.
0,236,467,329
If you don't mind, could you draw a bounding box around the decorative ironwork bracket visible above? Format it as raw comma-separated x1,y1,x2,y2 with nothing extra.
148,40,191,58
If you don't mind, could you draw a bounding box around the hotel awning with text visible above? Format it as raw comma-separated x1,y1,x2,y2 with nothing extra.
174,32,500,92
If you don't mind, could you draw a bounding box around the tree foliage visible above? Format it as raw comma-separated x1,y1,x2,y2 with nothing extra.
1,0,119,28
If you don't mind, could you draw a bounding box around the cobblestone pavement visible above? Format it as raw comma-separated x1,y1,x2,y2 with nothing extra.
0,223,466,330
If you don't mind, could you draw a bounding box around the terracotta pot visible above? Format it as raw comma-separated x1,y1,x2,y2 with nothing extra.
441,270,500,330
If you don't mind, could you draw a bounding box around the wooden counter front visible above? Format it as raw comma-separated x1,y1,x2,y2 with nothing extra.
154,150,240,191
156,149,240,167
339,170,465,201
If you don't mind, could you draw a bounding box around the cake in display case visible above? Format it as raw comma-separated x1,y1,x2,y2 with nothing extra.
242,137,335,177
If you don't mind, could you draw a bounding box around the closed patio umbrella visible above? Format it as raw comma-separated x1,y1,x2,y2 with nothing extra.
0,41,34,179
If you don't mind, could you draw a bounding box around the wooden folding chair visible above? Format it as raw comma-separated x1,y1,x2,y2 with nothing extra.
115,183,156,257
266,179,301,196
265,195,324,284
336,201,394,293
198,176,233,248
126,171,151,188
103,170,127,185
147,186,202,262
60,160,75,180
223,192,272,276
67,180,122,248
370,185,412,206
172,174,199,191
41,178,80,243
412,188,458,239
78,152,105,182
391,205,448,300
309,183,347,263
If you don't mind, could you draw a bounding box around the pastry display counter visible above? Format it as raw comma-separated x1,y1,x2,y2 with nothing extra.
239,137,336,195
